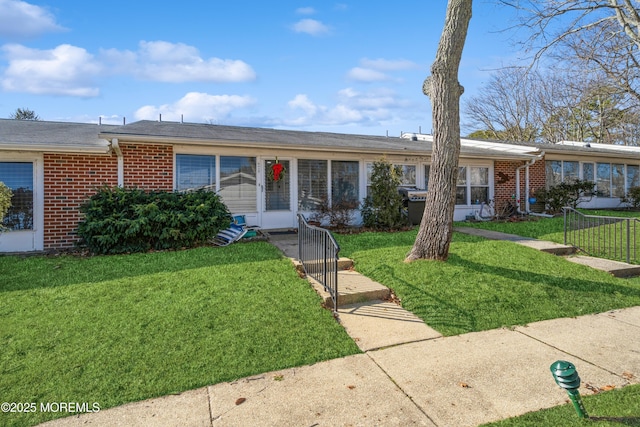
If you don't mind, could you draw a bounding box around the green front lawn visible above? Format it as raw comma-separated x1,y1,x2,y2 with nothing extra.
336,230,640,336
481,383,640,426
459,210,640,264
0,243,360,427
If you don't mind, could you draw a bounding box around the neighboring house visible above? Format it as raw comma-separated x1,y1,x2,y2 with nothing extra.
1,118,638,253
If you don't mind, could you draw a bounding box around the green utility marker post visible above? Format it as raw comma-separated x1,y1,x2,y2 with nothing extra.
550,360,589,419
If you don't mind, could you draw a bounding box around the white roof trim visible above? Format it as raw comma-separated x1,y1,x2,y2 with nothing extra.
0,142,111,154
557,140,640,153
401,133,541,156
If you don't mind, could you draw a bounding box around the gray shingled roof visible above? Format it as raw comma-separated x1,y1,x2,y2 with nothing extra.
12,118,633,161
98,120,538,160
0,119,115,154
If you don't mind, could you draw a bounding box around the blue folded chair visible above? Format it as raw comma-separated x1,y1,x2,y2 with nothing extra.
211,223,247,246
211,215,259,246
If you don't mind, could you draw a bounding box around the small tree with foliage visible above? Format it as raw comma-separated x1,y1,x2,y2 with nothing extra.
621,187,640,210
0,182,12,230
361,158,407,229
534,180,595,214
9,108,40,120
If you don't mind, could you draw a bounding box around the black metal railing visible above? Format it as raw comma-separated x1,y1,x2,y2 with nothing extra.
564,207,640,263
297,213,340,310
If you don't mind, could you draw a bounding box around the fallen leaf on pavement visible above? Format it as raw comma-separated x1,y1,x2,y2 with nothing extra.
622,371,635,380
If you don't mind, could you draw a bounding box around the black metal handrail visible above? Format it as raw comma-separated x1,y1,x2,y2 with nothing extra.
563,207,640,263
297,214,340,311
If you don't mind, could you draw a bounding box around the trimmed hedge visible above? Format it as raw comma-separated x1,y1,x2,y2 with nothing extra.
78,186,232,254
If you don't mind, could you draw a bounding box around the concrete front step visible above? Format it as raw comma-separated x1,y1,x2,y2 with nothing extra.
455,226,576,256
293,257,353,276
306,270,391,308
565,255,640,278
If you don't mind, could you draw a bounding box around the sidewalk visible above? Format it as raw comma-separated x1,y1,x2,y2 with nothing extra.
39,231,640,427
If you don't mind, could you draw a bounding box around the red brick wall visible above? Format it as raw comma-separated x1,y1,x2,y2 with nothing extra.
494,160,520,210
42,143,174,250
43,154,118,250
121,143,173,190
494,158,547,213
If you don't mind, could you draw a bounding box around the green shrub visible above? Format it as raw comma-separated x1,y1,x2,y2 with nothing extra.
77,186,232,254
361,158,408,229
0,181,12,230
310,197,359,228
534,180,595,214
621,186,640,209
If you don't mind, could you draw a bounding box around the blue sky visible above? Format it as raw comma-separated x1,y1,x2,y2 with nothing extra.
0,0,523,136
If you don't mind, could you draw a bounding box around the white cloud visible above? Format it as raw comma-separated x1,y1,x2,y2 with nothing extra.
347,67,389,82
291,19,331,36
0,0,65,38
296,7,316,15
360,58,418,71
288,94,318,116
347,58,419,83
284,88,412,127
1,44,101,96
0,40,257,97
134,92,257,123
110,41,257,83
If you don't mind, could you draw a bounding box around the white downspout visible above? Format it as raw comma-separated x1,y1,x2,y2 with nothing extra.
515,151,544,213
109,138,124,187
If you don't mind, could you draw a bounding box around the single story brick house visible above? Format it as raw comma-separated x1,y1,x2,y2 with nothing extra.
2,118,640,253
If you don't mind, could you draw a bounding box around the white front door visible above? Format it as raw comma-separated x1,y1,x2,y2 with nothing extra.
261,158,295,229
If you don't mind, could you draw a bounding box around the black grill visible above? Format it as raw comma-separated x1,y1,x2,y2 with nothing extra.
398,187,428,225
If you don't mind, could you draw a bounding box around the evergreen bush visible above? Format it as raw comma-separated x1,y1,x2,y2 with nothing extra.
534,179,595,213
621,186,640,209
361,158,408,229
77,186,231,254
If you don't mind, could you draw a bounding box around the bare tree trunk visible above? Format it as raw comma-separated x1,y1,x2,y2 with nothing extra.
406,0,472,262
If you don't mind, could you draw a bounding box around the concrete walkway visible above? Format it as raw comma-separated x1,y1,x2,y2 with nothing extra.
455,226,640,277
39,230,640,427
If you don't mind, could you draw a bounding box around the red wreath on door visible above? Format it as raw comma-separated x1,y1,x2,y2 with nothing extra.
270,157,285,181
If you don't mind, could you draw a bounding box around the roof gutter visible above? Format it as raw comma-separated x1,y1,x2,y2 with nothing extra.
109,138,124,186
0,143,110,154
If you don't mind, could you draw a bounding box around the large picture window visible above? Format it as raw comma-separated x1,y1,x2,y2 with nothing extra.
596,163,611,197
612,164,626,198
456,167,467,205
298,159,327,210
470,167,490,204
175,154,215,192
546,161,562,187
455,166,490,205
563,161,579,182
219,156,256,212
0,162,33,230
365,162,416,195
331,161,359,205
627,165,640,190
397,164,416,187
